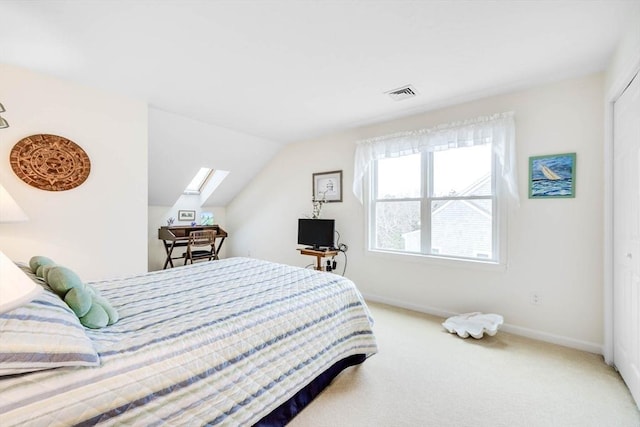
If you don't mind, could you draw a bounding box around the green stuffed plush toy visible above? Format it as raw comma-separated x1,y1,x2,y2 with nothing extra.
47,266,84,294
40,264,57,282
30,257,119,329
78,294,119,329
29,256,55,279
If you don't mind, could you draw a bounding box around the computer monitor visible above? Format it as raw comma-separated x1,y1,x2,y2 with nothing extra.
297,218,335,250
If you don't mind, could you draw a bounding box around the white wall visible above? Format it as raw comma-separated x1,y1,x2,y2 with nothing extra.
227,73,605,352
605,6,640,98
0,63,148,281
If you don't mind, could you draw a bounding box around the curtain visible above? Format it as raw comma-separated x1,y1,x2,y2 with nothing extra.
352,111,519,204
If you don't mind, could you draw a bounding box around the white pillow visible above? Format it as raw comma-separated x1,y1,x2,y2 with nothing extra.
0,265,100,376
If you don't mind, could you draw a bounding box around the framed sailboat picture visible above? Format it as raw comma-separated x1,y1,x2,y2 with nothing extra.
528,153,576,199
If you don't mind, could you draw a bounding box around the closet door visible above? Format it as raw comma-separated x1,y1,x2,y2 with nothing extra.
613,71,640,406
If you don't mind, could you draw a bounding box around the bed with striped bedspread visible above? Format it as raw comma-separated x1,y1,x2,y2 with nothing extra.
0,257,377,426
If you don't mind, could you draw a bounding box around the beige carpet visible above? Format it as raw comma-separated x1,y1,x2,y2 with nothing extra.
289,302,640,427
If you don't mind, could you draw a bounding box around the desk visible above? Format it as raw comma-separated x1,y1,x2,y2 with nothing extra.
159,225,228,269
298,248,338,271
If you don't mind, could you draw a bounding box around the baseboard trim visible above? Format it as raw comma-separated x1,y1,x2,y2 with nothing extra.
499,324,603,355
362,292,603,355
362,293,456,319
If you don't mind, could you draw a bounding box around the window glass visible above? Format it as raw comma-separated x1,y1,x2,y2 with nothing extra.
376,154,421,199
432,144,492,197
184,167,212,194
374,201,421,251
431,199,493,258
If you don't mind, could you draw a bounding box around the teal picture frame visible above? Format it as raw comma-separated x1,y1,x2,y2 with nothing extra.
528,153,576,199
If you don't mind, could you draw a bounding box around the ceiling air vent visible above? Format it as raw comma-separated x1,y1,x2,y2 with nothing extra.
385,84,419,101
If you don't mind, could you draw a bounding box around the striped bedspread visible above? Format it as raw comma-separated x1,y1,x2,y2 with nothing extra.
0,257,377,426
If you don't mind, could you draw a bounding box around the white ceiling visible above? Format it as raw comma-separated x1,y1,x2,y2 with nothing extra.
0,1,638,205
1,0,638,143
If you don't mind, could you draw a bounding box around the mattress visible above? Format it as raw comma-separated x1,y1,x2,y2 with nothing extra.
0,257,377,426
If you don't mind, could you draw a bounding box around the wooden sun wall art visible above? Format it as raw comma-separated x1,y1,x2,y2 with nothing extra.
10,134,91,191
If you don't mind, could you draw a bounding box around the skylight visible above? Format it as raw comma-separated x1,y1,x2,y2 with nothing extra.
184,167,213,194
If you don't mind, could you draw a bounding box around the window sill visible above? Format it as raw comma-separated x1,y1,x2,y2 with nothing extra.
365,249,507,272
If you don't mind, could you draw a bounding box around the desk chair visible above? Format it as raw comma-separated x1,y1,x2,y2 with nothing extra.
184,229,217,265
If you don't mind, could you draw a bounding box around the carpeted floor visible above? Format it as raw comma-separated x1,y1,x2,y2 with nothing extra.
289,302,640,427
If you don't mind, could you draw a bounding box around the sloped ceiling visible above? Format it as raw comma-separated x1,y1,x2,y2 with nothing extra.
0,1,638,206
148,108,282,206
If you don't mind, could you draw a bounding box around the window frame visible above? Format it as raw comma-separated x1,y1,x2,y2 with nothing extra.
184,167,214,195
366,146,507,269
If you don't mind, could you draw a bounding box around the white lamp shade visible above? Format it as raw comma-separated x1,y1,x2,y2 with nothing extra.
0,251,41,314
0,183,28,222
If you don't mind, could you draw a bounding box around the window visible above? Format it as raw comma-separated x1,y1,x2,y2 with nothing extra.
370,143,500,262
355,112,517,265
184,167,213,195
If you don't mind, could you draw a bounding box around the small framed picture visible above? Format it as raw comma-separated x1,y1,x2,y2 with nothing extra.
200,211,214,225
313,170,342,202
529,153,576,199
178,210,196,221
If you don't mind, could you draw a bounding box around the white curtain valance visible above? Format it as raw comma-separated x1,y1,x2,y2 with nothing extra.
353,111,519,204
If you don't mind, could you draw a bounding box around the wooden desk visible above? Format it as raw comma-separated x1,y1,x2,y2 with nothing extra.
298,248,338,271
159,225,228,269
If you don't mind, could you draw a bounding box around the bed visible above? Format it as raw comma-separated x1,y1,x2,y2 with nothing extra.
0,257,377,426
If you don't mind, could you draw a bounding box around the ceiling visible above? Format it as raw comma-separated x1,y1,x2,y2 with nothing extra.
1,0,638,144
0,1,638,206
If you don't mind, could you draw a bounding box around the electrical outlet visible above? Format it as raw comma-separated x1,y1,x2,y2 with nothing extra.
530,292,542,305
